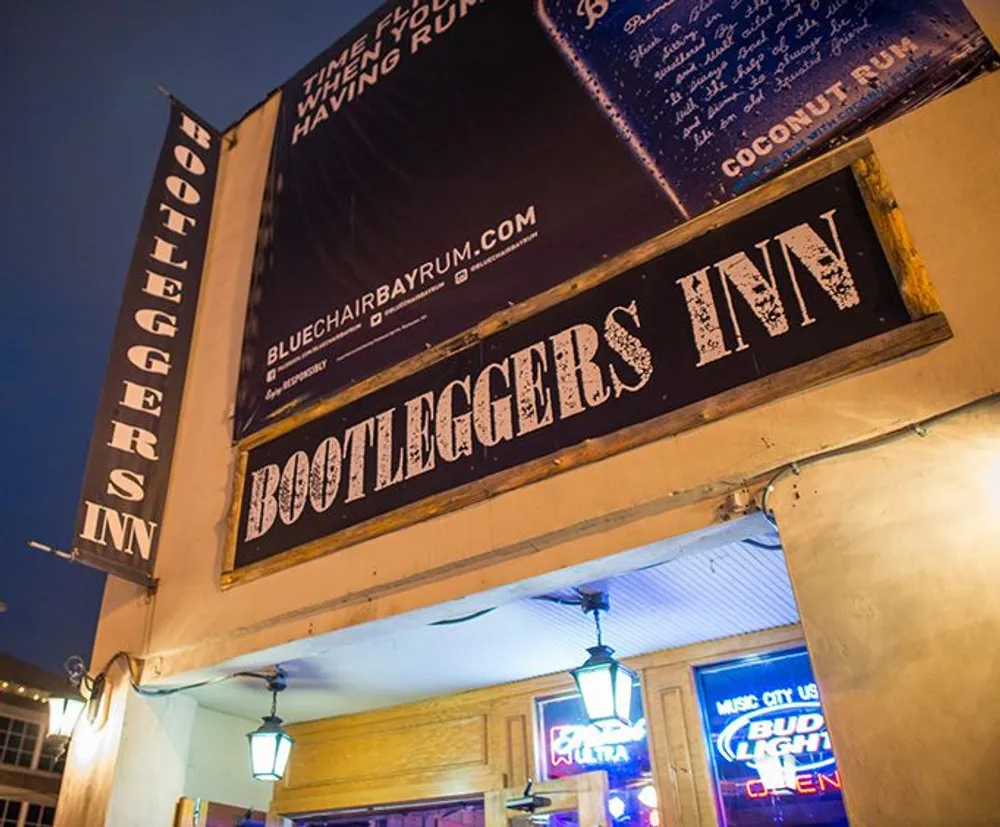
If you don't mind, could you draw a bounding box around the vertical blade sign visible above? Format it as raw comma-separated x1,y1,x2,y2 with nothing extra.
72,100,220,585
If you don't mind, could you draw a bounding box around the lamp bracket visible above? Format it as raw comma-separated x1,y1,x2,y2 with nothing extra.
265,667,287,694
87,673,107,725
579,591,609,615
506,779,552,813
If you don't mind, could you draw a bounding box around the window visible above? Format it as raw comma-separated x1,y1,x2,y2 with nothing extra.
24,804,56,827
536,682,657,827
0,715,41,768
37,738,65,773
0,800,22,827
695,648,850,827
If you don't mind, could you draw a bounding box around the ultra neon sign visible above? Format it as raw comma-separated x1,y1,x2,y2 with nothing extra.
537,685,650,782
549,718,647,769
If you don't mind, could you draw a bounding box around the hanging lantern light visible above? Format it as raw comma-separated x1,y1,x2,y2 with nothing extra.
47,693,85,740
247,669,294,782
570,591,637,725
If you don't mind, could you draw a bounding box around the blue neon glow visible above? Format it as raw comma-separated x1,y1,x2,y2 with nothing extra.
537,684,650,784
695,648,850,827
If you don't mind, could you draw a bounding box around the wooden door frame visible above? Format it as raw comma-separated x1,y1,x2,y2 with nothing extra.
485,771,610,827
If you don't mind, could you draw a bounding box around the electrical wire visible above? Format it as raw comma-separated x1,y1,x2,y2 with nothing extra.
427,589,588,627
66,396,995,701
422,398,1000,633
132,669,275,697
760,393,999,523
429,608,497,626
530,592,584,606
427,591,589,626
66,651,278,698
741,538,783,551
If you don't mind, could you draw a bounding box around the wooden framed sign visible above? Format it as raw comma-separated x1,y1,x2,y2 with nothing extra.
222,144,948,586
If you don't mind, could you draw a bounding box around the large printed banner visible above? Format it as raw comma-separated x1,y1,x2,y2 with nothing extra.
232,166,917,571
235,0,995,438
73,101,219,585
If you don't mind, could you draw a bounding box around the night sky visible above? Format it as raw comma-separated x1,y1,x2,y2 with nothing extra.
0,0,381,674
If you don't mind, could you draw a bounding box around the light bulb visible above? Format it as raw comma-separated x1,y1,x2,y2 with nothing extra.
638,785,657,809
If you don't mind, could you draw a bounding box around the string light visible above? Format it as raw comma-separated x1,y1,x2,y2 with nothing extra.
0,679,50,703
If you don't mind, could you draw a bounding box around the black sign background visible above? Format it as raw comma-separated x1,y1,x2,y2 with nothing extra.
234,0,678,438
234,0,993,440
73,101,219,585
234,167,911,571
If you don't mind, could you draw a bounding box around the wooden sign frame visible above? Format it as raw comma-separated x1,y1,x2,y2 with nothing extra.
220,139,949,588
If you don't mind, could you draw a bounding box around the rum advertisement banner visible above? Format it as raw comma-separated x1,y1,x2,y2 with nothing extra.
232,164,929,572
235,0,994,439
73,101,220,585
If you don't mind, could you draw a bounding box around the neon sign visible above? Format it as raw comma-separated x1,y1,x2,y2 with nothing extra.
745,770,842,799
695,648,849,827
549,718,647,769
537,683,650,783
716,702,833,773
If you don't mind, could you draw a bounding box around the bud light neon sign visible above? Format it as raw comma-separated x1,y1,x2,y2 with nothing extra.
716,701,832,774
695,648,849,827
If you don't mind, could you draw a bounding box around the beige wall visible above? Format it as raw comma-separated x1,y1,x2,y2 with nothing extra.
104,692,197,827
77,2,1000,826
55,686,271,827
775,401,1000,825
184,706,273,812
54,678,194,827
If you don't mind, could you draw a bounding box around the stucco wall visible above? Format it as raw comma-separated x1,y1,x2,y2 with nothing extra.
105,692,197,827
776,399,1000,826
184,706,272,812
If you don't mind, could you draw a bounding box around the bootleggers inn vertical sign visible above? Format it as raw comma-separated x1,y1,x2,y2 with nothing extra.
73,101,220,585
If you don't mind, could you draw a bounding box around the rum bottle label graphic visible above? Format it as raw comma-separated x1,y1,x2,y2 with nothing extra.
535,0,996,218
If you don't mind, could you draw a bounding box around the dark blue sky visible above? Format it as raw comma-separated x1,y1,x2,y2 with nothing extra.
0,0,381,674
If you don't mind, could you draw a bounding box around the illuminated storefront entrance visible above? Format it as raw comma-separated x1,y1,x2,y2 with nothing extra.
528,650,849,827
272,650,849,827
242,516,852,827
